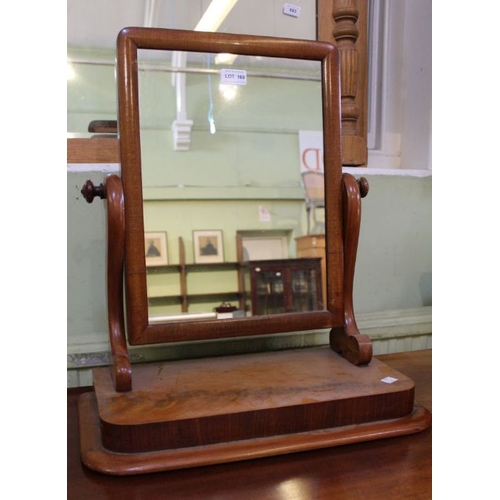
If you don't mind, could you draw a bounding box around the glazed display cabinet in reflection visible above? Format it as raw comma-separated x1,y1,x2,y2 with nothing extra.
242,258,323,315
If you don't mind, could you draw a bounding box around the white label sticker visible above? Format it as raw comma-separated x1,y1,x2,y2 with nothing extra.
381,376,398,384
220,69,247,85
259,205,271,222
283,3,301,18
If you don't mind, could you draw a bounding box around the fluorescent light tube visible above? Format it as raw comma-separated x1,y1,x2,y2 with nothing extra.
194,0,238,32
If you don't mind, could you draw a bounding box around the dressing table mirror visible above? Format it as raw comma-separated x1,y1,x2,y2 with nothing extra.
77,27,431,476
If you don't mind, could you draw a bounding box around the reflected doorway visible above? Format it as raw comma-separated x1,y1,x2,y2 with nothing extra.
238,230,290,261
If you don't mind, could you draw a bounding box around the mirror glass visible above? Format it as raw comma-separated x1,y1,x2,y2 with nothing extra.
136,48,325,322
115,27,344,345
67,0,317,137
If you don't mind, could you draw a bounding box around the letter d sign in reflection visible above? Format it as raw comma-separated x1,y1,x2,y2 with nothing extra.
299,130,324,173
301,148,322,171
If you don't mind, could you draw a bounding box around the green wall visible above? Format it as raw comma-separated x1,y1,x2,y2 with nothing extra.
354,174,432,312
68,171,431,349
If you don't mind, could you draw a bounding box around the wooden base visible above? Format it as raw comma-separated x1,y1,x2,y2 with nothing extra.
78,347,431,475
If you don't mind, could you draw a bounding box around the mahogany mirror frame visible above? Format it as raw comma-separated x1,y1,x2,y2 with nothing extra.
117,27,344,346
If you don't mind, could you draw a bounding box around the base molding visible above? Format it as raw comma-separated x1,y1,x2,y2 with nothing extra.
80,391,430,475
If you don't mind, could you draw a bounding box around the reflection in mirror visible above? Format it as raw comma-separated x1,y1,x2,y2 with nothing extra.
67,0,318,137
136,49,325,322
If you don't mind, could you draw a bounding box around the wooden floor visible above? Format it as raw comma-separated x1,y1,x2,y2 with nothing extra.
67,349,432,499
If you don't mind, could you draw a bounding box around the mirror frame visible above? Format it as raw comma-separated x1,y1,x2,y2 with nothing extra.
117,27,344,346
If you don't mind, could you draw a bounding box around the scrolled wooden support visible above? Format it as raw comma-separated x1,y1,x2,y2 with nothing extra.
330,173,372,365
105,174,132,392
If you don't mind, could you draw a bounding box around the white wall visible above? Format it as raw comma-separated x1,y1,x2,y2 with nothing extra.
367,0,432,171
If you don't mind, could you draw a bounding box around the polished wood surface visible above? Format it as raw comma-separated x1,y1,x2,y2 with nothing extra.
67,137,119,163
330,174,372,365
82,347,422,468
68,349,432,499
104,175,131,392
75,28,418,482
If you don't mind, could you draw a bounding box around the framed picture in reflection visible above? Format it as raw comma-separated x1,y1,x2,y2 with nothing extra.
193,230,224,264
144,232,168,267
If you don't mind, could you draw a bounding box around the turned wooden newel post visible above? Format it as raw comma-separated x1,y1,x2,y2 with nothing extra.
318,0,368,166
333,3,362,160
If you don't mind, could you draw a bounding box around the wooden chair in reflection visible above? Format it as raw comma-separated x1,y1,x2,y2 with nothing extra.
302,171,325,234
77,27,431,476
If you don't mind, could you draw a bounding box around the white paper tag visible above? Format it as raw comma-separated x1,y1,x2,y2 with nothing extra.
283,3,301,18
220,69,247,86
259,205,271,222
381,376,398,384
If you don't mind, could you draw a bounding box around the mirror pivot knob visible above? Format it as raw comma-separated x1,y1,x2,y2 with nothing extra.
81,179,107,203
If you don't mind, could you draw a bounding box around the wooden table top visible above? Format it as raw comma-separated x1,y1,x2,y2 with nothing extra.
67,349,432,499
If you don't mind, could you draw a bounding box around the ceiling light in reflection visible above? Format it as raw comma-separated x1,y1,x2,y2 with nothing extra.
219,83,238,101
276,478,314,499
195,0,239,32
67,61,76,81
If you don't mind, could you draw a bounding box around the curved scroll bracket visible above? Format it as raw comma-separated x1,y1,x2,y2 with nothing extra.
330,174,372,365
81,177,132,392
